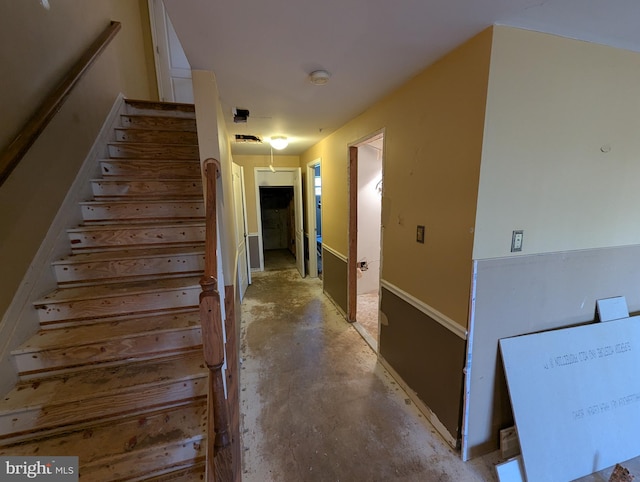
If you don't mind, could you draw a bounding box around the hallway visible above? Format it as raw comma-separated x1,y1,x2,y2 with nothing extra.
239,268,499,481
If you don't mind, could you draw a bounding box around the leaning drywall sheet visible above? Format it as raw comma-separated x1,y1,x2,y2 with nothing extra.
500,315,640,482
463,246,640,461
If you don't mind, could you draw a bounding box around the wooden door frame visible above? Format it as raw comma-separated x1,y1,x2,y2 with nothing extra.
348,146,358,322
306,158,321,278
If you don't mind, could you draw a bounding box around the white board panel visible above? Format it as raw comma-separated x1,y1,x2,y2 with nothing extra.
462,245,640,461
495,456,525,482
596,296,629,322
500,316,640,482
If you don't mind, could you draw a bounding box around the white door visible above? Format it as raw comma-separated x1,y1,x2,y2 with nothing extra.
232,163,251,299
148,0,194,103
306,160,321,278
293,168,305,278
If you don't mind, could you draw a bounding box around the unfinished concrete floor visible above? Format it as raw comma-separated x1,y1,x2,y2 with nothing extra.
239,268,501,481
356,291,380,350
239,266,640,481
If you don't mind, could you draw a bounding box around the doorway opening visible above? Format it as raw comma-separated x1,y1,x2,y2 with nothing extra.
254,167,305,277
260,187,295,270
306,159,322,279
348,133,384,349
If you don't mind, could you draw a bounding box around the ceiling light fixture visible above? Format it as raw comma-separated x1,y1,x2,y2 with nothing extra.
309,70,331,85
270,136,289,150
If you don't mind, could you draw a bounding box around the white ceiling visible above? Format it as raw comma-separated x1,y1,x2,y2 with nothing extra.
163,0,640,156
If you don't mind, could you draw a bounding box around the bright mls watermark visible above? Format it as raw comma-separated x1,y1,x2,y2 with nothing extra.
1,457,78,481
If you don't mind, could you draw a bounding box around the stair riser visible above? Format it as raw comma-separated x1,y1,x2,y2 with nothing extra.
14,328,202,375
108,143,199,160
100,160,201,179
81,201,204,222
115,128,198,146
35,287,200,324
0,376,207,442
91,180,202,198
68,225,205,251
120,115,197,131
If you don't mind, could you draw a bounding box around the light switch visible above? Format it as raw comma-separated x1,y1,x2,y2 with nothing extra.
511,230,523,252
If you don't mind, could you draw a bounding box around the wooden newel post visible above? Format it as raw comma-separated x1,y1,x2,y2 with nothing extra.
199,275,231,449
199,159,233,481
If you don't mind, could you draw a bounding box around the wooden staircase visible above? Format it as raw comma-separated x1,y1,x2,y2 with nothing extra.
0,100,209,480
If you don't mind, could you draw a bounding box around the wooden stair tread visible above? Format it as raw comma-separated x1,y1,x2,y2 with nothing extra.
53,245,205,265
107,143,199,160
91,178,202,184
100,161,201,179
14,310,201,354
98,158,200,164
0,376,207,444
35,276,201,305
143,462,206,481
114,128,198,146
80,199,204,207
79,200,204,222
90,177,203,198
67,223,206,253
0,350,205,414
0,403,206,467
0,352,207,439
119,115,197,132
69,220,205,231
81,436,205,481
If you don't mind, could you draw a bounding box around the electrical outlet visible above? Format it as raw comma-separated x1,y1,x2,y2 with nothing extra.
511,230,524,252
416,225,425,244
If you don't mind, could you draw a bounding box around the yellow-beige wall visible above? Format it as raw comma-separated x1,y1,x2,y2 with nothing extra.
301,28,493,326
233,155,302,233
474,26,640,259
0,0,157,319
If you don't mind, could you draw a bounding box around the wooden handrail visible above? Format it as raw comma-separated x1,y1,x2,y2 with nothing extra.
199,158,233,481
0,20,121,187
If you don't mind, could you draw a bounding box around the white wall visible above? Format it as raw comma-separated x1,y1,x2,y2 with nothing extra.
474,27,640,260
357,144,383,294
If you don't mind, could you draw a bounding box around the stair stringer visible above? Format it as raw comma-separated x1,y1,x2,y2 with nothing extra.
0,94,127,397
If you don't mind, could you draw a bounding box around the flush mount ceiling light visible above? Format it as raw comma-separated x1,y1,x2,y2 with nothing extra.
269,136,289,150
308,70,331,85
